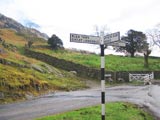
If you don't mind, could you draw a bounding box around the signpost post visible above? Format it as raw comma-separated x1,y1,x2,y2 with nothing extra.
70,32,122,120
100,33,105,120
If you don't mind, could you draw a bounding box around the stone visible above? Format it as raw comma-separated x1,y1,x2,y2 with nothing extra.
108,77,113,83
0,48,5,54
117,78,124,82
31,64,44,73
0,92,4,99
143,77,152,85
69,71,77,75
25,93,33,100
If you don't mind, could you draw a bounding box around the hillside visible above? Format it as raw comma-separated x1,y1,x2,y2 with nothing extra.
0,13,48,40
0,28,87,104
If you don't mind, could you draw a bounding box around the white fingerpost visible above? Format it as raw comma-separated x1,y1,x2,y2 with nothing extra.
100,33,105,120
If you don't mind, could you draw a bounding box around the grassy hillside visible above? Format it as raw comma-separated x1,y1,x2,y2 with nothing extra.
0,63,87,103
0,29,87,104
0,29,47,47
34,48,160,71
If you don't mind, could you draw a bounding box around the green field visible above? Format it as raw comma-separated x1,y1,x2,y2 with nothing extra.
34,48,160,71
36,102,154,120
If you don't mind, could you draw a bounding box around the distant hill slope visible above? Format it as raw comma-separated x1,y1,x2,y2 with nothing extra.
0,13,48,40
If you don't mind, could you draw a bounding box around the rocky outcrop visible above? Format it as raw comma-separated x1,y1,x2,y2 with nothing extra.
0,13,49,40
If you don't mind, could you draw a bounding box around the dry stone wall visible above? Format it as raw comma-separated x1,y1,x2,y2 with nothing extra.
24,49,160,82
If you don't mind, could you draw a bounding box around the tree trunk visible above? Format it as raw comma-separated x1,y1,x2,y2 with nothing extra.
144,50,151,68
131,52,135,57
144,54,148,68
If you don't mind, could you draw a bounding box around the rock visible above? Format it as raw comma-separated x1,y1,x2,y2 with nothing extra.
144,78,152,85
143,75,152,85
25,93,34,100
108,77,113,83
0,48,5,54
0,37,2,42
117,78,124,82
41,64,54,73
42,64,58,73
41,64,64,77
69,71,77,75
0,92,4,99
31,64,44,73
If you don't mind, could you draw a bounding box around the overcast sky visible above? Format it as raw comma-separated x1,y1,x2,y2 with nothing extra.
0,0,160,55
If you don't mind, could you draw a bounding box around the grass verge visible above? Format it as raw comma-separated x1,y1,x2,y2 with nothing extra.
36,102,154,120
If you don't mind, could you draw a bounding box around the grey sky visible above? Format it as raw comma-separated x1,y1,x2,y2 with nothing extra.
0,0,160,55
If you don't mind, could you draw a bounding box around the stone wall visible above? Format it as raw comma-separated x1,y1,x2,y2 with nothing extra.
24,49,101,79
24,49,160,82
0,58,27,68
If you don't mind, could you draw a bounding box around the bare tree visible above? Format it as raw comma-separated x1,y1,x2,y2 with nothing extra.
93,25,110,49
147,24,160,48
93,25,110,37
141,41,151,68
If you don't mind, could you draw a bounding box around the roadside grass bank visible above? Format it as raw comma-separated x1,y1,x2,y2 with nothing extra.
36,102,154,120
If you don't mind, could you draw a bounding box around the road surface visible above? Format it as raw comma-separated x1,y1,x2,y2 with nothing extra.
0,85,160,120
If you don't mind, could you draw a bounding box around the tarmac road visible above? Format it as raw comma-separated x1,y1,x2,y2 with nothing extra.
0,85,160,120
